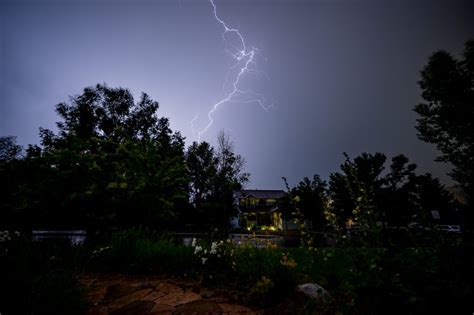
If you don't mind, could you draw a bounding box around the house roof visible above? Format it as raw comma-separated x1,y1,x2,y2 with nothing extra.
236,189,286,199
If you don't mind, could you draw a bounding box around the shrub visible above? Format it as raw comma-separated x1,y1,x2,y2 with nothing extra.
1,232,87,315
88,227,197,275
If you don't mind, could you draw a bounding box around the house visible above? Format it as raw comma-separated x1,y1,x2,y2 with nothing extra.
232,189,299,231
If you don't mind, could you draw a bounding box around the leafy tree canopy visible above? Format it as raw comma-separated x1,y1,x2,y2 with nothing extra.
414,40,474,205
185,131,249,230
10,84,188,230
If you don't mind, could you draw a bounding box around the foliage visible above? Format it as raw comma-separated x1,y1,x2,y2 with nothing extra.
326,153,458,238
1,84,189,231
225,245,298,306
30,270,86,315
186,141,217,209
91,231,471,313
87,227,197,275
328,152,386,228
0,136,22,161
291,175,329,232
185,131,249,230
1,232,87,315
414,40,474,223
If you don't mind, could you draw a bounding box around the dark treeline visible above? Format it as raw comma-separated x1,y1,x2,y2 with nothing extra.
1,40,473,235
0,84,248,233
0,86,465,235
283,153,463,236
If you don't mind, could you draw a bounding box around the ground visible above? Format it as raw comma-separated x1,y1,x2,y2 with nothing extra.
80,274,261,315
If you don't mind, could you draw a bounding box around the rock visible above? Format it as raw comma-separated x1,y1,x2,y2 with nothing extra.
157,282,183,295
296,283,329,300
142,290,167,302
86,306,108,315
139,280,163,289
158,292,201,307
174,300,223,314
108,288,154,311
86,286,107,305
149,303,174,315
110,300,155,315
106,284,142,300
218,303,256,314
201,289,215,299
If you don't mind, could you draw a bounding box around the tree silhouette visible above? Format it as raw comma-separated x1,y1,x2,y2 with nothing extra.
414,40,474,218
4,84,188,231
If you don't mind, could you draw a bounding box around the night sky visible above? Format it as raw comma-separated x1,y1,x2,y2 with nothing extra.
1,0,473,189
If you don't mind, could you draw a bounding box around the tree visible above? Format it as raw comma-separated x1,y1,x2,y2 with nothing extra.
186,141,217,208
381,155,418,227
185,141,218,227
327,153,458,233
10,84,188,231
213,131,249,229
291,175,328,231
408,173,458,226
0,137,25,226
184,132,249,230
0,136,22,161
329,152,386,226
414,40,474,212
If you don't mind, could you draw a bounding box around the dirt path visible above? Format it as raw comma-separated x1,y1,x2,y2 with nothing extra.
80,274,260,315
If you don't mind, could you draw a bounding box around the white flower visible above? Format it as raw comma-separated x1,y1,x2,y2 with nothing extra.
194,246,202,255
191,238,197,247
0,237,4,242
204,249,207,255
14,231,20,237
201,257,208,264
210,249,217,255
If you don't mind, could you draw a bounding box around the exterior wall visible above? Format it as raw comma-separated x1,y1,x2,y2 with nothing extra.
234,190,291,231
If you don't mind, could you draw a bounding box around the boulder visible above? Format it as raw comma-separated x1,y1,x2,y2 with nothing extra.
296,283,329,300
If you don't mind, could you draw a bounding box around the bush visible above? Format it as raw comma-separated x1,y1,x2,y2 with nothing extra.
189,237,299,306
88,227,198,275
80,228,474,313
31,270,87,315
1,232,87,315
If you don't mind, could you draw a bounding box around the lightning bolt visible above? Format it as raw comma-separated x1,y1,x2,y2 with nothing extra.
196,0,272,142
190,113,199,140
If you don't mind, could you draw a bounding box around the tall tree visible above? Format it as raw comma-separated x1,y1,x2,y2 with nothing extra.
414,40,474,218
381,155,418,227
17,84,188,230
214,131,249,229
185,141,218,227
186,141,217,208
185,132,249,230
408,173,458,226
291,175,328,231
329,152,386,226
327,152,458,231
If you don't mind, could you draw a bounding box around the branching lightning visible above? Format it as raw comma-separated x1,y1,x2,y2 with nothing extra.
195,0,272,142
190,113,199,140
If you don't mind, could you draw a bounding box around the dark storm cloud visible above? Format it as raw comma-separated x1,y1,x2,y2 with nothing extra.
1,0,473,189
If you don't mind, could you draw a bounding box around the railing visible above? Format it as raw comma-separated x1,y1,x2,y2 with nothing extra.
32,230,87,245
